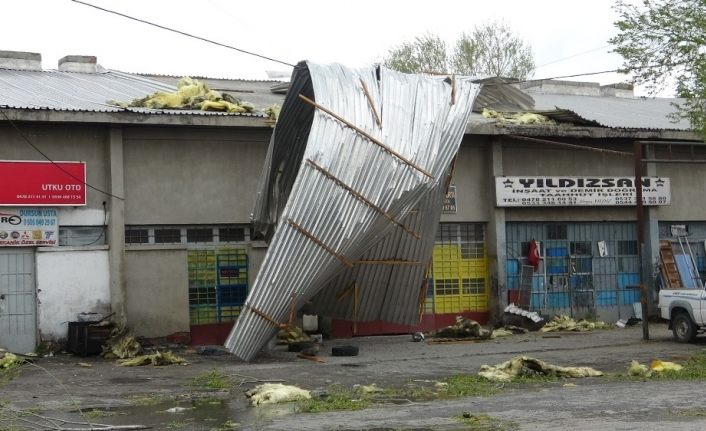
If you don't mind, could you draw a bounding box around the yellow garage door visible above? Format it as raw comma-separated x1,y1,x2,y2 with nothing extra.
432,223,488,314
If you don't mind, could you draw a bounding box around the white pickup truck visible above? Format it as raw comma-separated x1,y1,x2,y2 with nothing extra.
659,288,706,342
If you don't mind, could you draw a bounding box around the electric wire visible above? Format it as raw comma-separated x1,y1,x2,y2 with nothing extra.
535,45,612,69
0,108,125,200
71,0,295,68
70,1,624,87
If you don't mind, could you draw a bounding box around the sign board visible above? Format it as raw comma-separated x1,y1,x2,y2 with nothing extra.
442,185,457,214
0,208,58,246
0,160,86,206
496,176,671,207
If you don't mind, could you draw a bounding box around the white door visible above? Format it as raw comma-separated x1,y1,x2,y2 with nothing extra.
0,248,36,353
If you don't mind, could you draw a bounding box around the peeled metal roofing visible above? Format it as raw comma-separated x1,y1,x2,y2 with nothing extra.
0,68,266,117
225,61,479,361
309,178,448,325
531,93,690,131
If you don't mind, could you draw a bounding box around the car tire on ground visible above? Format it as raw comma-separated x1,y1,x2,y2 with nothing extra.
331,345,359,356
672,312,697,343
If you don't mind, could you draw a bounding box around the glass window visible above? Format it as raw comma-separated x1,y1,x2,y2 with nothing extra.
187,228,213,243
125,228,148,244
60,226,106,246
462,278,485,294
547,224,568,240
617,240,638,255
154,228,181,244
219,227,245,242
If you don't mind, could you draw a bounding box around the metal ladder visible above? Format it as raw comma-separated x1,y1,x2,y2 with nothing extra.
672,226,704,289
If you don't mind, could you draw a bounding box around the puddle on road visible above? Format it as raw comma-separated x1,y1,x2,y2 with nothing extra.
62,397,296,430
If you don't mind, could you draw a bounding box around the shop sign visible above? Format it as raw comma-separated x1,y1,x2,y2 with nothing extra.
0,208,58,246
496,176,671,207
0,160,86,206
442,185,457,214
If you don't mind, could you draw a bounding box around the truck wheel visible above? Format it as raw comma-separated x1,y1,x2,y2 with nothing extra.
673,312,697,343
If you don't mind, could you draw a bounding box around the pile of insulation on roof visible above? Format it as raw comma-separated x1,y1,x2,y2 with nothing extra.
482,108,555,125
109,77,256,113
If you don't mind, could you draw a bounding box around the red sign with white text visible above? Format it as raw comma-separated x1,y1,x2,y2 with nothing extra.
0,160,86,206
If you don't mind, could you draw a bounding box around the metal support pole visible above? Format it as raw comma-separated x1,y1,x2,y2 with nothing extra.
634,141,649,341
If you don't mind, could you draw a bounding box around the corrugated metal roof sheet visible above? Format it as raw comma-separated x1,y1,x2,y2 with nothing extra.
0,68,267,117
530,93,689,131
224,62,479,361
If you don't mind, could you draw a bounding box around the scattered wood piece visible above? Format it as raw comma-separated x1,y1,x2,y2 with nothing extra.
297,353,326,363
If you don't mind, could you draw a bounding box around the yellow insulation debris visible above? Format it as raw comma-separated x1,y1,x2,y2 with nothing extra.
540,315,611,332
479,356,603,382
117,351,188,367
109,77,256,114
245,383,311,406
482,108,555,125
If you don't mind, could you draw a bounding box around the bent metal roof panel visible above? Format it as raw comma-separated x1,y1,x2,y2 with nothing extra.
224,61,479,361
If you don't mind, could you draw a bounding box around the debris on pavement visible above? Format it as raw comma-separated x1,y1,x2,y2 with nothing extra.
0,352,23,368
245,383,311,406
434,316,491,340
355,383,383,394
540,315,611,332
503,304,545,331
412,332,425,342
651,359,683,372
117,351,188,367
278,326,311,344
164,406,192,413
102,325,142,359
628,360,652,377
479,356,603,382
616,317,642,328
76,362,93,368
490,328,515,339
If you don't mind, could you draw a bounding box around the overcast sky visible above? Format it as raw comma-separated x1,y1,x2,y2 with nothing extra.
4,0,662,95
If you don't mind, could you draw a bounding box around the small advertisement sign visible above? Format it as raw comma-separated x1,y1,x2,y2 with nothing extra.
0,208,58,246
0,160,86,206
442,185,457,214
496,176,671,207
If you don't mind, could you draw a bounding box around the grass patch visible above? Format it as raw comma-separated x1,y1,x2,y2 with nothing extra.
189,370,232,390
443,375,500,397
297,387,371,413
457,412,519,430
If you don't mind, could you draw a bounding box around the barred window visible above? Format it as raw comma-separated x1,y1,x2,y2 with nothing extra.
219,227,245,242
187,228,213,243
462,278,485,294
435,279,460,295
125,228,149,244
155,228,181,244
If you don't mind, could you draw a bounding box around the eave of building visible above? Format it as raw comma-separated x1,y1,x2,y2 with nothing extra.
466,122,701,141
0,108,273,128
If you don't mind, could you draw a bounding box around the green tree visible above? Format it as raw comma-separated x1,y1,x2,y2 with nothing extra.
382,34,448,74
451,21,535,80
610,0,706,137
382,21,535,80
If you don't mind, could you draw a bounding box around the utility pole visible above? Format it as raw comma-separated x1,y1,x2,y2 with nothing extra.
634,141,649,340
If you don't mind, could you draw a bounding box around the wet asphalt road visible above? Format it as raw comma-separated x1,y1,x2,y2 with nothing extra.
4,323,706,430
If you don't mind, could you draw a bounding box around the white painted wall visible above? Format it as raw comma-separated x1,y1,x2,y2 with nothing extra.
36,248,111,342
